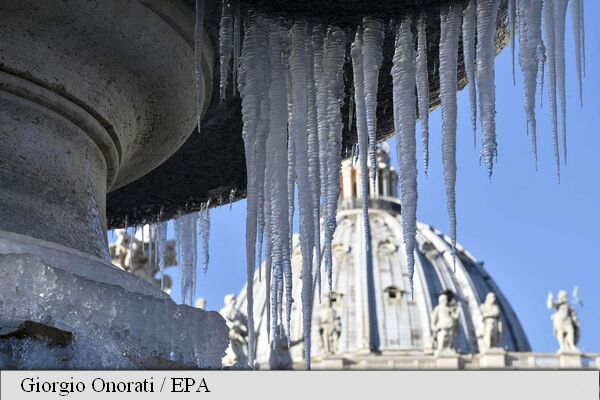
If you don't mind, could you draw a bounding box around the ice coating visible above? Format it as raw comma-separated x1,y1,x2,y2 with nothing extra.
462,0,478,146
392,16,418,294
477,0,500,178
416,12,431,174
439,3,462,264
361,18,385,191
0,253,228,369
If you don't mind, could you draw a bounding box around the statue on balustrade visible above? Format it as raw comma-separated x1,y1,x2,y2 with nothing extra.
479,292,503,350
317,301,342,356
430,292,460,356
547,290,580,353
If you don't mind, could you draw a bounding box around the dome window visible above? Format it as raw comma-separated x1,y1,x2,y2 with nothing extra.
384,286,404,301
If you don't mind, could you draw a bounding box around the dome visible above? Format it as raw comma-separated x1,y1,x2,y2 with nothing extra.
234,145,530,368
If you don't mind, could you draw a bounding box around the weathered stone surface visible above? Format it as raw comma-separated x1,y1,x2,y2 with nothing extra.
106,0,510,227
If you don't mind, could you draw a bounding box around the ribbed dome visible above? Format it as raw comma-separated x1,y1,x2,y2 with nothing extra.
235,145,530,367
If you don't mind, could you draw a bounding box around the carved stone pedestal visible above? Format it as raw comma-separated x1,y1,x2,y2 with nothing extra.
559,352,582,369
435,352,460,369
479,348,507,369
314,357,345,370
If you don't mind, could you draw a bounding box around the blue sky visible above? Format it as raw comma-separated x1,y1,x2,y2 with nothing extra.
136,4,599,354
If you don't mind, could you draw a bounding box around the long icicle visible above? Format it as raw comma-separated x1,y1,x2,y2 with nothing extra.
509,0,517,85
238,12,270,367
518,0,543,167
362,18,385,191
477,0,500,178
306,31,322,303
322,27,347,298
416,12,431,173
440,3,462,266
289,20,315,370
553,0,568,164
462,0,477,147
266,21,291,342
195,0,206,133
570,0,584,108
219,0,234,101
543,0,561,181
392,16,418,295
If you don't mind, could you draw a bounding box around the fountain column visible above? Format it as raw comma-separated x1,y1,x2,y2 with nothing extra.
0,0,228,369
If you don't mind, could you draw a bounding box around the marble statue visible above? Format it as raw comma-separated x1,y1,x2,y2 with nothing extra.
430,293,460,355
547,290,580,353
479,292,502,350
269,325,303,370
109,228,176,292
195,297,206,310
317,301,342,355
220,294,249,366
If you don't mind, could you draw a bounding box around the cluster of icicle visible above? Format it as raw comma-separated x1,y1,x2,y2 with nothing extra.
232,12,347,369
122,203,211,307
212,0,585,369
174,204,211,306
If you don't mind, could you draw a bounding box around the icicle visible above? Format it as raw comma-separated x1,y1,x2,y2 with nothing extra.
289,20,315,370
509,0,517,85
141,224,145,256
351,26,372,256
439,3,462,264
543,0,561,180
462,0,477,147
219,0,234,101
553,0,568,164
476,0,500,178
570,0,584,108
176,212,197,306
265,21,293,340
237,12,270,367
362,18,385,191
306,31,322,302
322,27,347,297
229,188,236,210
200,203,211,274
392,16,418,294
149,223,154,270
416,13,431,173
580,0,586,78
128,225,134,260
195,0,206,132
518,0,543,166
158,221,168,291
